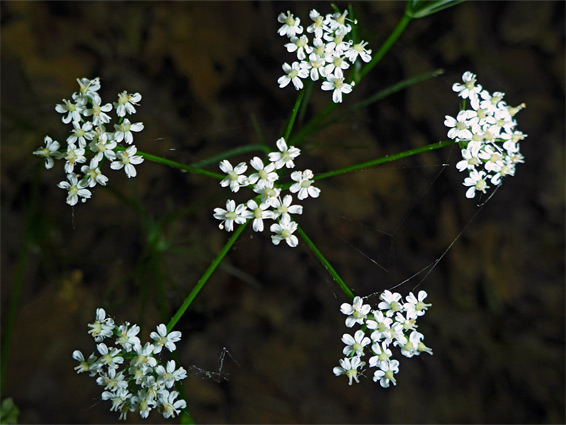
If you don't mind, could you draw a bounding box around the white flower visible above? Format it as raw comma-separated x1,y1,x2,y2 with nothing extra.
213,199,248,231
114,91,142,117
325,10,352,36
81,158,109,187
323,51,350,77
368,311,393,342
342,330,371,356
113,118,144,144
150,324,182,354
247,157,278,189
63,144,87,174
456,146,481,172
72,350,98,375
333,355,363,385
219,160,248,193
289,169,320,200
306,9,325,39
57,173,92,206
245,199,275,232
444,110,474,140
155,360,187,389
404,291,431,319
55,98,83,124
268,137,301,169
253,183,282,208
115,322,141,351
285,35,312,61
277,11,303,38
340,296,371,328
131,342,157,370
110,145,144,178
271,194,303,221
345,40,372,63
278,61,309,90
159,390,187,419
452,71,482,101
270,215,299,247
33,136,61,169
89,132,117,162
463,169,489,199
96,343,124,369
378,290,404,317
373,359,399,388
75,77,101,103
67,120,94,147
307,53,326,81
321,68,353,103
368,342,393,367
83,100,113,126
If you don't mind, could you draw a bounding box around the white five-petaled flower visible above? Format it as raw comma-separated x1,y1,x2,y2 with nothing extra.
345,41,372,63
268,137,301,169
321,68,353,103
89,132,118,162
150,324,182,354
63,144,87,174
333,355,363,385
378,290,404,316
270,215,298,247
67,120,94,147
219,160,248,193
81,158,109,188
114,91,142,117
247,157,278,189
213,199,248,232
57,173,92,206
159,390,187,419
373,359,400,388
111,145,144,178
289,169,320,200
277,11,303,38
83,99,113,126
113,118,144,145
340,296,371,328
55,98,83,124
463,169,489,199
271,194,303,221
278,61,309,90
245,199,275,232
155,360,188,389
342,329,371,356
452,71,482,101
33,136,61,169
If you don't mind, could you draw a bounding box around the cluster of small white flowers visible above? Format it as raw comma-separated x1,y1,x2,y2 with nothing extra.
213,137,320,248
72,308,187,421
445,72,527,199
33,77,145,206
333,290,433,388
277,8,372,103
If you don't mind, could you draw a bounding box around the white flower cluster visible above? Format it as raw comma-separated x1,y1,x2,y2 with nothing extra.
213,137,320,248
72,308,187,421
277,8,372,103
445,72,527,199
333,290,433,388
33,77,145,206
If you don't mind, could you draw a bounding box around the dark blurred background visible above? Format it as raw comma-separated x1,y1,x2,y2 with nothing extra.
1,1,564,423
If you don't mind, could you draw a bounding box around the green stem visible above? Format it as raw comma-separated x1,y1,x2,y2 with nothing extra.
314,139,456,181
356,12,412,82
284,89,305,142
132,149,224,180
166,222,247,332
297,225,354,300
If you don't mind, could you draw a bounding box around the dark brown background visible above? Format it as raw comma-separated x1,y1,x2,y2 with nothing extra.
1,1,564,423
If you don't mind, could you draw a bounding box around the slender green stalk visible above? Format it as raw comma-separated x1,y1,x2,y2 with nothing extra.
166,222,247,332
297,225,354,300
284,89,305,141
356,12,412,82
314,140,456,181
117,148,224,179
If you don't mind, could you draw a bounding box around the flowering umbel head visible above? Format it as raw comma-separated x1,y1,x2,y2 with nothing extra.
34,77,145,205
445,72,527,199
334,290,432,388
73,308,187,420
213,137,320,248
277,8,371,103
